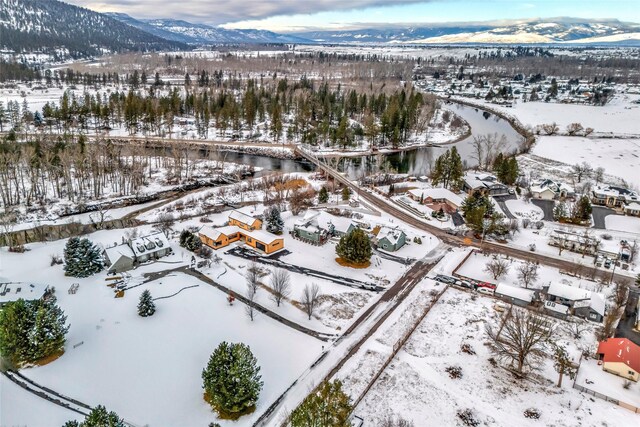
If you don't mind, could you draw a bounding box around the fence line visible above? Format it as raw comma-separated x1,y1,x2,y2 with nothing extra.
351,284,450,409
572,357,640,414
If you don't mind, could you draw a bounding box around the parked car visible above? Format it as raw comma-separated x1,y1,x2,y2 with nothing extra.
435,275,456,284
477,287,494,296
477,282,496,290
455,280,474,289
604,258,612,269
493,302,508,312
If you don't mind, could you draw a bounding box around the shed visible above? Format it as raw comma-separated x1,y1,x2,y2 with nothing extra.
494,283,535,306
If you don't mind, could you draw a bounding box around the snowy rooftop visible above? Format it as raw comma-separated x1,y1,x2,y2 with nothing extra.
130,232,171,257
229,210,259,227
376,226,405,246
407,187,464,207
104,243,135,263
547,282,592,301
544,300,569,315
463,172,500,190
530,178,574,195
495,283,535,303
592,185,639,201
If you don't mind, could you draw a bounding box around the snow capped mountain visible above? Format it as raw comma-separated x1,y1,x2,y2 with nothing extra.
293,19,640,45
109,15,312,45
0,0,186,58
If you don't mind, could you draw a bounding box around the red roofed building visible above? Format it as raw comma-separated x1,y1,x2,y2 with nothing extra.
596,338,640,382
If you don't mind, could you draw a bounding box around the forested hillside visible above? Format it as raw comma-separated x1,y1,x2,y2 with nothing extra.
0,0,186,59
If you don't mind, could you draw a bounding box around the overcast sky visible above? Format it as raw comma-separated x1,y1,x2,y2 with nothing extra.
66,0,640,32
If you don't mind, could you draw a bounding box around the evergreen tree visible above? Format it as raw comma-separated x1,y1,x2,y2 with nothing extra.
289,380,353,427
137,290,156,317
265,206,284,234
202,342,263,417
179,229,192,247
461,191,494,218
341,187,351,201
573,195,592,222
336,228,372,264
553,202,568,221
63,237,104,278
431,147,463,189
0,297,68,366
63,405,125,427
184,233,202,252
318,186,329,204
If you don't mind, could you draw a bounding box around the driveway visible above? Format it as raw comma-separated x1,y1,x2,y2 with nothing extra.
591,206,616,230
615,289,640,346
492,194,517,219
530,199,555,221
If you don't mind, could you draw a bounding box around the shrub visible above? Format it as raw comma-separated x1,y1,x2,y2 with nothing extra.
199,245,213,259
457,409,480,427
445,366,463,379
50,254,63,266
524,408,541,419
461,343,476,355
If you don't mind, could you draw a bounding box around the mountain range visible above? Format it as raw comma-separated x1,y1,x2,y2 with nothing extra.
1,0,640,60
293,19,640,45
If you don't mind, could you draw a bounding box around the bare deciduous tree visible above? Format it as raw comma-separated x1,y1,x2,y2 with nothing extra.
563,319,589,340
541,122,559,135
571,162,592,183
157,212,175,235
566,122,583,136
517,261,539,289
245,283,256,321
380,416,415,427
245,261,260,297
484,257,510,281
301,283,321,320
485,309,553,378
270,268,291,307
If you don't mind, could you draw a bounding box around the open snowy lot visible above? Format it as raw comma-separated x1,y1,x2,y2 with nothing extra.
605,214,640,234
504,198,544,221
354,288,636,427
467,93,640,136
532,135,640,187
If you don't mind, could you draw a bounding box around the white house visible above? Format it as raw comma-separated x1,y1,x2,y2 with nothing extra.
530,179,574,200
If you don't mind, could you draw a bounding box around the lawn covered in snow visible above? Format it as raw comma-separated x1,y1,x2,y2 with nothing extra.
605,214,640,234
355,288,634,427
0,227,324,427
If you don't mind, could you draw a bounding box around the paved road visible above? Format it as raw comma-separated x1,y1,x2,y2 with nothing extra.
295,147,635,285
592,206,616,230
615,289,640,346
531,198,555,221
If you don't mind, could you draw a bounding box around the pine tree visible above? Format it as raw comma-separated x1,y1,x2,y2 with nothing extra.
0,297,68,366
64,237,104,278
341,187,351,201
202,342,263,417
318,186,329,204
289,380,352,427
336,228,372,264
137,290,156,317
184,233,202,252
431,147,462,189
63,405,125,427
265,206,284,234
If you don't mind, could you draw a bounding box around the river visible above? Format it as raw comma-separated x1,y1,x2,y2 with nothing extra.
337,102,525,179
139,102,523,179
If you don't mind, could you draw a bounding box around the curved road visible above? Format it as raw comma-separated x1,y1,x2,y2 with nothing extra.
295,146,634,285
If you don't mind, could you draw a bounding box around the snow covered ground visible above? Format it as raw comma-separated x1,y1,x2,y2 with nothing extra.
0,228,324,426
505,198,544,221
459,93,640,136
605,215,640,234
354,288,635,427
532,135,640,188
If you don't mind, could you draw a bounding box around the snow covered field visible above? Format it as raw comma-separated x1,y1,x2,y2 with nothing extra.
0,228,324,426
532,136,640,188
465,93,640,136
354,288,635,427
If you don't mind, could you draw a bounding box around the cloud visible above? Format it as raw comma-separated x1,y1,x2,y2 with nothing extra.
67,0,432,26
